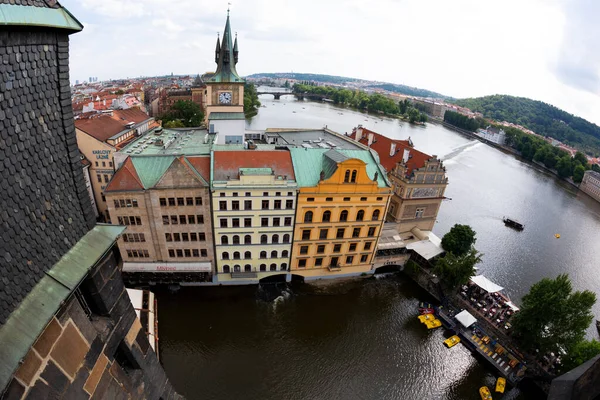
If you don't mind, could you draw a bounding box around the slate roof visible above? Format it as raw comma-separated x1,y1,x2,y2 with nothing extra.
212,150,295,182
349,127,432,176
75,109,153,143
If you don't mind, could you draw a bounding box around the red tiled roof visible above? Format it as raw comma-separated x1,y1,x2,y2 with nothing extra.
105,158,144,192
213,151,295,181
187,156,211,183
349,127,432,175
75,108,152,143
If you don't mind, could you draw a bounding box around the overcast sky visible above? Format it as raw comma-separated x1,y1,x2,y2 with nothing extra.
62,0,600,125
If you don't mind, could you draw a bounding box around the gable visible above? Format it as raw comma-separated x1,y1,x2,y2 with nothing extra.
154,158,206,189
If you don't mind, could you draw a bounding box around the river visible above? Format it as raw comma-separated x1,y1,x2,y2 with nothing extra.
157,89,600,399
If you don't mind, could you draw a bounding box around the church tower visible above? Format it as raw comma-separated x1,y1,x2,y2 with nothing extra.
205,10,245,123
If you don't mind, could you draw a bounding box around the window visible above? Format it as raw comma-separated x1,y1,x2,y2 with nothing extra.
346,255,354,264
245,192,251,197
415,208,424,218
160,198,167,207
376,197,383,201
361,254,368,263
101,161,106,168
222,252,230,260
244,264,252,272
179,215,187,225
233,235,240,245
319,229,328,239
197,215,204,224
349,243,357,251
192,249,199,257
109,162,113,168
188,215,196,224
270,264,277,271
300,246,309,255
168,198,176,206
221,236,229,246
317,245,325,254
173,233,181,242
223,265,230,273
304,211,313,223
177,197,185,206
302,230,311,240
123,233,145,243
364,242,373,250
232,192,238,197
367,227,376,237
263,192,269,196
322,211,331,222
286,200,293,209
283,234,290,243
352,228,361,238
360,197,367,201
244,251,251,259
262,200,269,210
271,250,278,258
232,218,240,228
260,251,267,259
282,250,289,258
276,192,281,197
199,233,206,241
176,249,183,258
103,174,109,183
336,228,345,239
273,218,280,227
261,234,268,244
96,174,101,183
272,234,279,244
325,197,333,202
182,233,189,242
287,192,293,196
244,218,252,227
170,215,178,225
298,259,307,268
113,199,120,208
333,244,342,253
220,219,227,228
168,249,175,257
190,233,197,241
195,197,203,205
307,198,314,202
244,235,252,244
261,218,268,227
351,170,357,183
233,252,241,260
315,258,323,266
284,217,292,226
162,215,169,225
356,210,365,221
184,249,191,257
340,210,348,222
331,257,339,266
260,264,267,272
344,169,350,183
220,193,225,197
281,263,287,271
244,200,252,210
372,209,380,221
95,162,98,167
274,200,281,209
232,201,240,210
343,197,350,202
219,201,227,211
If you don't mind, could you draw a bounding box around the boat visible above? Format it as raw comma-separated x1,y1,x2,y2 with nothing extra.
444,335,461,348
479,386,492,400
420,308,435,315
596,320,600,335
555,233,560,239
495,377,506,393
503,217,524,231
425,319,442,329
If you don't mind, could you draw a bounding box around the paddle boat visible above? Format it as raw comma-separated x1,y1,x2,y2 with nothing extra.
479,386,492,400
444,335,461,348
495,377,506,393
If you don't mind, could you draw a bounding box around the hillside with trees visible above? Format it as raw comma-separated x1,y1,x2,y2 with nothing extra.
455,95,600,155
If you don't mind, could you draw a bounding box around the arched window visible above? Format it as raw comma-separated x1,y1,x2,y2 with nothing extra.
272,234,279,244
261,234,268,244
282,250,289,258
232,235,240,244
221,235,228,245
283,234,290,243
351,170,357,183
356,210,365,221
244,264,252,272
244,251,251,259
270,263,277,271
340,210,348,222
304,211,313,223
260,251,267,259
233,265,241,272
233,251,240,260
260,264,266,272
271,250,278,258
322,210,331,222
281,263,287,271
223,265,230,273
344,170,350,183
372,209,380,221
244,235,252,244
222,252,229,260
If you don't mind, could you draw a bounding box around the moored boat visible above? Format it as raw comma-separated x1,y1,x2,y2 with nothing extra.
495,377,506,393
479,386,493,400
503,217,524,231
596,320,600,335
444,335,461,348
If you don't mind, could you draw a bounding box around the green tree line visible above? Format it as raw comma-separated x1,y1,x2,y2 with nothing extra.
160,100,204,128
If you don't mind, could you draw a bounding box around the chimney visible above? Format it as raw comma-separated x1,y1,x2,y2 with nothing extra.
390,142,396,157
355,126,363,142
402,149,410,164
368,133,374,147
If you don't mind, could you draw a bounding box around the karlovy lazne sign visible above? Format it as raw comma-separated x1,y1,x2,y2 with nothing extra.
123,262,211,272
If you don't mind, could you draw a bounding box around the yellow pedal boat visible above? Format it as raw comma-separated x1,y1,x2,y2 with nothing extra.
495,377,505,393
444,335,461,348
479,386,492,400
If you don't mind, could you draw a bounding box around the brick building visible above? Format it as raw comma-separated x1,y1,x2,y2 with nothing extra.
0,2,179,399
579,170,600,203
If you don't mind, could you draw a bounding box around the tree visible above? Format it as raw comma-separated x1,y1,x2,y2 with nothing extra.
556,155,573,178
160,100,204,127
163,120,185,128
441,224,477,256
434,248,482,292
511,274,596,354
573,164,586,183
561,340,600,371
244,82,261,118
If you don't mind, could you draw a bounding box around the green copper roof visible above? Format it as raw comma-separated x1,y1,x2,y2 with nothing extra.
0,4,83,32
208,14,244,83
289,148,390,188
131,156,175,188
208,112,246,120
0,224,124,391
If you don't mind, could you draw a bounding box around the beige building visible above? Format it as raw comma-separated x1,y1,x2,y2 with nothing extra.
580,170,600,203
75,108,156,219
104,155,214,284
211,149,297,283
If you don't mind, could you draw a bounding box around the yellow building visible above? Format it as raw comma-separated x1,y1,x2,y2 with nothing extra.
211,149,297,283
289,148,392,279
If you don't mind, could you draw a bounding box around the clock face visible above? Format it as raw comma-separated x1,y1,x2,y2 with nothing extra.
219,92,232,104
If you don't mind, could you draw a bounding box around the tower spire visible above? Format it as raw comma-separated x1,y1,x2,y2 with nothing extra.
215,32,220,64
233,32,239,64
209,9,243,83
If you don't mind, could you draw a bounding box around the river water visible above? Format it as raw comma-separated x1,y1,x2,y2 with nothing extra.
157,89,600,399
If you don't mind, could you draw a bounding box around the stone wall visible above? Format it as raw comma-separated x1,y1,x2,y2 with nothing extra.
1,248,181,400
549,354,600,400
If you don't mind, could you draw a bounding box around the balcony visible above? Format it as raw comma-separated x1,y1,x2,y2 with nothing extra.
328,265,342,272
